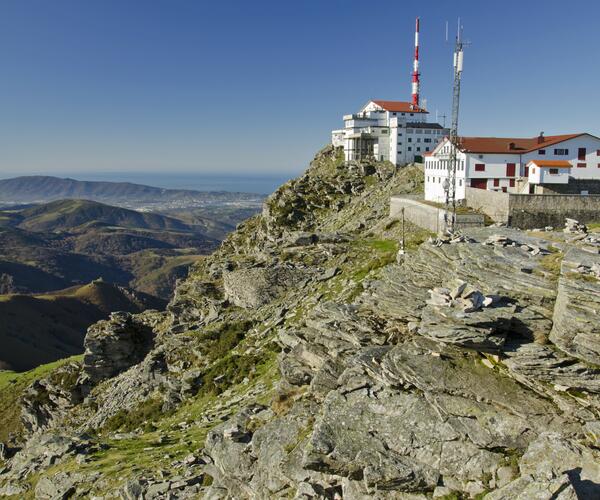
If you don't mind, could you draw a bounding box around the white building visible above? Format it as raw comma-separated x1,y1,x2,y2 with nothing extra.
331,100,448,165
424,132,600,202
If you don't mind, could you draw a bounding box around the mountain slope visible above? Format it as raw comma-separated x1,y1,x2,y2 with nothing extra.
13,199,191,233
1,147,599,498
0,175,263,204
0,281,164,372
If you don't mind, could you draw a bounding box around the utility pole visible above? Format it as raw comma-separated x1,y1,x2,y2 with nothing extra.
444,20,466,233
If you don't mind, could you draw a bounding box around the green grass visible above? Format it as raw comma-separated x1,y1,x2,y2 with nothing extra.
0,355,83,443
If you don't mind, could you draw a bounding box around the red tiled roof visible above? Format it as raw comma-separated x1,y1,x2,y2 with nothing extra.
371,100,428,113
528,160,572,168
456,134,583,154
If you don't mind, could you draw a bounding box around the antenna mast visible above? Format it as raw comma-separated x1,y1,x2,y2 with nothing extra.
411,17,420,107
444,20,465,232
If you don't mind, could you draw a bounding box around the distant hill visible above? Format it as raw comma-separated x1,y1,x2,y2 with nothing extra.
11,199,191,233
0,175,263,204
0,281,165,371
0,200,220,299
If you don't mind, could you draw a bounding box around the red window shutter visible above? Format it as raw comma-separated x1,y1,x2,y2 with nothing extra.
475,163,485,172
501,187,507,192
578,148,586,160
524,166,529,177
597,149,600,156
493,179,500,187
509,179,515,187
577,163,587,168
506,163,516,176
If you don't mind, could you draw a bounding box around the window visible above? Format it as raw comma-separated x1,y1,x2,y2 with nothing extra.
417,147,421,152
478,154,484,159
417,138,421,143
426,147,430,151
506,163,516,177
548,168,559,175
578,148,586,160
408,138,412,142
427,176,429,182
475,163,485,172
408,147,412,151
392,112,397,116
401,113,405,116
381,129,388,134
539,149,546,155
459,179,463,186
554,148,569,155
577,163,586,168
397,142,402,146
493,179,500,187
410,113,414,116
509,179,515,187
424,138,432,143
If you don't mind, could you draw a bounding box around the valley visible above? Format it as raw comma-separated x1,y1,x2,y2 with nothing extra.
0,182,263,373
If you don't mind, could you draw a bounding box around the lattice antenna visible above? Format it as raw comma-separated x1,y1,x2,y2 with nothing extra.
444,19,468,232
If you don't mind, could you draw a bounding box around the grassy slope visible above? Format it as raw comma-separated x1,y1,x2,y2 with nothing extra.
0,355,83,443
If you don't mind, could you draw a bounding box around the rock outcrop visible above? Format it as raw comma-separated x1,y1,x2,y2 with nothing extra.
2,147,600,498
82,311,157,384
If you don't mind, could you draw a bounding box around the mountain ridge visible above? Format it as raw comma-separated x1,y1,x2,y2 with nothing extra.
0,175,265,204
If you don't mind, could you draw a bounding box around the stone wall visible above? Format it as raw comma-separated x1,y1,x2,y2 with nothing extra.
390,196,485,233
508,194,600,229
465,187,600,229
539,179,600,195
465,188,511,223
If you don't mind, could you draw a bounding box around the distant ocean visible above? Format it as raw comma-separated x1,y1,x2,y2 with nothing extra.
0,172,297,195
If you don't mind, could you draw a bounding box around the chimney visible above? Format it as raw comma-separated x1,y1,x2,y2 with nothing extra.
509,142,516,150
537,131,545,144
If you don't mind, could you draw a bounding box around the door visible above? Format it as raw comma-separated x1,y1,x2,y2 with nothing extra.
470,178,488,189
506,163,516,177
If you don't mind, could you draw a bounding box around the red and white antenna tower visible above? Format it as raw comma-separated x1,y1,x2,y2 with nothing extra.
411,17,420,107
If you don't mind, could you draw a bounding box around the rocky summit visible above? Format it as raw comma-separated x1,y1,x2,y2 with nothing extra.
1,146,600,499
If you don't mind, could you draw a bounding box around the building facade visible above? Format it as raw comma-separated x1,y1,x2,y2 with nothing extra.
424,133,600,202
331,100,448,165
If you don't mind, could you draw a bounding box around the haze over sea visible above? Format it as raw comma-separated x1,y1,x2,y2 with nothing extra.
0,172,292,195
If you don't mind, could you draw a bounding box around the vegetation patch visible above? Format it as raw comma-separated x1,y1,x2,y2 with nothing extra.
0,355,82,443
103,396,169,433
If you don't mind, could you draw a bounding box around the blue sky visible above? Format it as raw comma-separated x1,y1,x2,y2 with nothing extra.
0,0,598,177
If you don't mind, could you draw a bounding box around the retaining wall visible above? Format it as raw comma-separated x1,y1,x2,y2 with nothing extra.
465,187,600,229
390,196,485,233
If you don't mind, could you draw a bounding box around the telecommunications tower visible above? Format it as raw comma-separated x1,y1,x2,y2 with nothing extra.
411,17,420,107
444,21,466,231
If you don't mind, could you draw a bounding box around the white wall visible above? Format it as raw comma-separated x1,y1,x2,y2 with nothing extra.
424,149,467,202
521,135,600,180
529,166,570,185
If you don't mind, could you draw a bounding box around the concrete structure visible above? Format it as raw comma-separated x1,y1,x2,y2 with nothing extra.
424,133,600,202
331,100,448,165
465,187,600,229
390,195,485,233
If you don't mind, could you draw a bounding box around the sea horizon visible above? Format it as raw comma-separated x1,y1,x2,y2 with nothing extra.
0,171,298,195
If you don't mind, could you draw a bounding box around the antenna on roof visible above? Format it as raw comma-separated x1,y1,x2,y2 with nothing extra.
445,21,449,43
